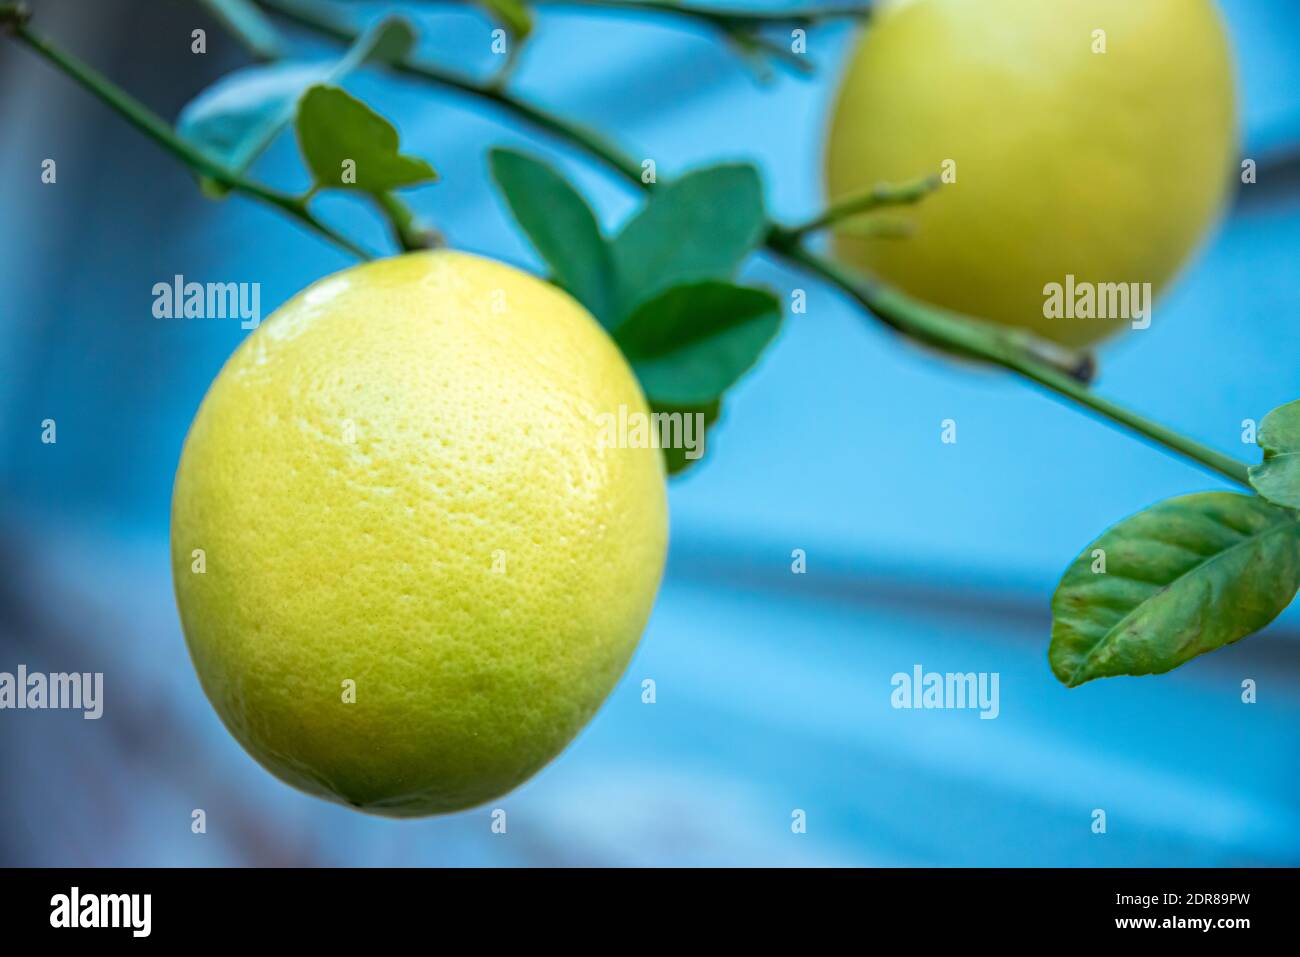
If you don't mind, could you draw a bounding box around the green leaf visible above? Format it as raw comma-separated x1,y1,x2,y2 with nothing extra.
176,16,417,196
488,148,615,325
614,281,781,406
652,399,721,476
479,0,533,39
295,85,437,192
1049,492,1300,687
610,164,766,320
196,0,283,61
1249,399,1300,509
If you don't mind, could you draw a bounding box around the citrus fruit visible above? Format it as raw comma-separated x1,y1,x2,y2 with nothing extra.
171,250,668,817
825,0,1237,348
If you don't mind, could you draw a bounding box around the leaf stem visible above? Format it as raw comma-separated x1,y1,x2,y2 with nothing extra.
3,12,370,260
372,192,442,251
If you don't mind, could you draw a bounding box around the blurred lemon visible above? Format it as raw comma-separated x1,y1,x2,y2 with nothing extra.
826,0,1236,348
172,251,667,816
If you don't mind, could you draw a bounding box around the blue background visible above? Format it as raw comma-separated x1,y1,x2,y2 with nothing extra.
1,0,1298,865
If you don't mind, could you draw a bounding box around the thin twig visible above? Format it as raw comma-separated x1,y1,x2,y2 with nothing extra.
257,0,647,179
373,191,442,250
424,0,871,76
194,1,432,253
526,0,872,27
774,174,941,242
774,244,1252,487
3,9,371,260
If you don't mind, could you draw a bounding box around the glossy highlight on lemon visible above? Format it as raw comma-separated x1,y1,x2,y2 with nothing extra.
171,250,668,817
826,0,1237,348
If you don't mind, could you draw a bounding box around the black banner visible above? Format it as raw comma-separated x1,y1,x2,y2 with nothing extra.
0,867,1289,941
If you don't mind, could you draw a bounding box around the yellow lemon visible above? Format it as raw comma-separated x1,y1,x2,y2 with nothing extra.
171,251,667,817
826,0,1237,348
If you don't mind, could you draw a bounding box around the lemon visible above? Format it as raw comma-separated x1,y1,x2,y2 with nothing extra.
826,0,1236,348
171,251,668,817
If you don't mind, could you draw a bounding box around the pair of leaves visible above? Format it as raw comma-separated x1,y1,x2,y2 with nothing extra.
177,16,435,195
1049,493,1300,687
607,166,777,412
607,164,769,317
1248,399,1300,509
490,150,769,326
489,150,779,471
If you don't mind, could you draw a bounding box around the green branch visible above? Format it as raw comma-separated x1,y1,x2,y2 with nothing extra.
373,191,442,251
198,1,432,253
429,0,872,76
526,0,873,26
507,0,870,74
2,6,370,260
250,0,1254,488
772,174,941,242
256,0,647,181
773,243,1252,487
4,0,1251,488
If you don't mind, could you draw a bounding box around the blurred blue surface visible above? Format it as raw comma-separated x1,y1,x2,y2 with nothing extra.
1,0,1299,866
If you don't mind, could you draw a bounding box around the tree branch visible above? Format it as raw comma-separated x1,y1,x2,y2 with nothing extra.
253,0,1253,487
3,9,371,260
5,0,1251,488
772,242,1252,487
527,0,872,27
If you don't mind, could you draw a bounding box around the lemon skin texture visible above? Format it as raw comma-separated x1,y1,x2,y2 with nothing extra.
171,251,668,817
826,0,1237,348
